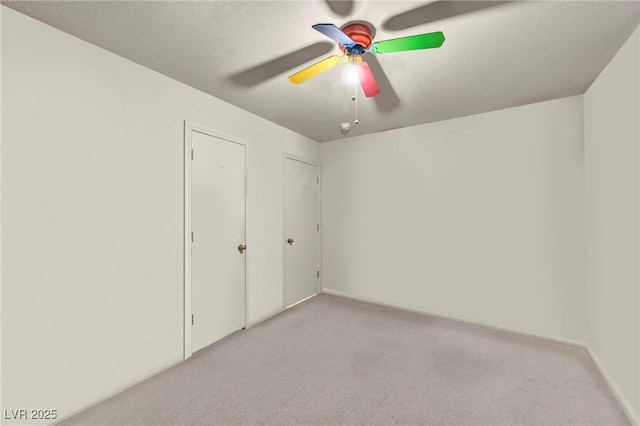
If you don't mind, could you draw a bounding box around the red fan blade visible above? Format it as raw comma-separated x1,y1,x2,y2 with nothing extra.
358,61,380,97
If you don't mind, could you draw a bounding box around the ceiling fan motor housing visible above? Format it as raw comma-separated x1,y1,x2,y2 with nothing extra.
340,23,372,55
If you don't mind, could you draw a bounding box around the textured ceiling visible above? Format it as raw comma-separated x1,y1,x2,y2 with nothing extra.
4,1,639,142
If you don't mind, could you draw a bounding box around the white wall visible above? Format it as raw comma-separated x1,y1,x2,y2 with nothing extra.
321,96,587,344
1,7,318,423
584,26,639,423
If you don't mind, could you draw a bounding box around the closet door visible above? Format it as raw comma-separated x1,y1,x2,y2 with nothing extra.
284,157,320,307
191,129,246,352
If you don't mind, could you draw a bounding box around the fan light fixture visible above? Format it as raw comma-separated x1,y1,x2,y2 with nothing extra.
346,53,362,83
289,23,445,99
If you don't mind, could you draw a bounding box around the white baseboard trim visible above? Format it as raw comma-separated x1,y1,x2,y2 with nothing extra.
321,288,586,348
56,304,289,423
52,292,637,426
54,356,184,425
285,292,319,309
56,305,291,424
246,306,284,328
322,288,638,425
586,347,639,425
247,294,321,328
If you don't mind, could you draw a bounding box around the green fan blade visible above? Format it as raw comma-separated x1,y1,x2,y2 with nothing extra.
370,31,445,55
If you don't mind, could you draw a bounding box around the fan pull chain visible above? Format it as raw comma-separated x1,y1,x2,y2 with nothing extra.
353,78,359,125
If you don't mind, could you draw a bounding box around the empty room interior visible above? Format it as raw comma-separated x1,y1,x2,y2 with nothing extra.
1,0,639,425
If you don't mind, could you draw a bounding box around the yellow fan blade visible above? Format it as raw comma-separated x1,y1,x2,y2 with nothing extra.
288,55,343,84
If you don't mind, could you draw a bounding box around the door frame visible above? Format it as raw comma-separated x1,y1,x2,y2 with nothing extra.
183,121,249,359
282,153,322,310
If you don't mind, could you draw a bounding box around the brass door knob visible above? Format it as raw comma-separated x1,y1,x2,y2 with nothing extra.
237,244,246,254
287,238,294,246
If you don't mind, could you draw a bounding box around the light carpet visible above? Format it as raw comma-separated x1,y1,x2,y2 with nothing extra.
61,294,628,425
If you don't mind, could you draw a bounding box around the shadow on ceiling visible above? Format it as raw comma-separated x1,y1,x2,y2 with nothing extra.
363,54,401,113
383,1,512,31
325,0,354,17
228,42,334,87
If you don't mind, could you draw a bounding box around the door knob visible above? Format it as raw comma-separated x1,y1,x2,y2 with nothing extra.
237,244,246,254
287,238,294,246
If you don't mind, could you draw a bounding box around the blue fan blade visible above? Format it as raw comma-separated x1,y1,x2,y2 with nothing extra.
312,23,355,47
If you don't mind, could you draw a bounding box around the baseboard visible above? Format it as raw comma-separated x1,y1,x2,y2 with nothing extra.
285,292,319,309
321,288,587,348
246,306,284,328
53,356,184,425
247,294,322,328
55,305,290,423
322,288,638,425
55,306,290,423
586,347,639,425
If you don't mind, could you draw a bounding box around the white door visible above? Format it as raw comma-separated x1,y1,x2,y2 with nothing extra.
191,130,246,353
284,157,320,307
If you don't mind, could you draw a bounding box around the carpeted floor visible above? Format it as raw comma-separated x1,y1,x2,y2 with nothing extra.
61,294,629,425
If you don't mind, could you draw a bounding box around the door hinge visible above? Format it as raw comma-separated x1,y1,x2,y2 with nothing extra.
317,176,319,184
317,270,320,278
191,232,194,243
191,149,194,160
191,314,194,325
317,224,320,231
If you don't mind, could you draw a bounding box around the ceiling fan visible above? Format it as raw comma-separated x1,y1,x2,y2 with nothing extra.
288,23,445,98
